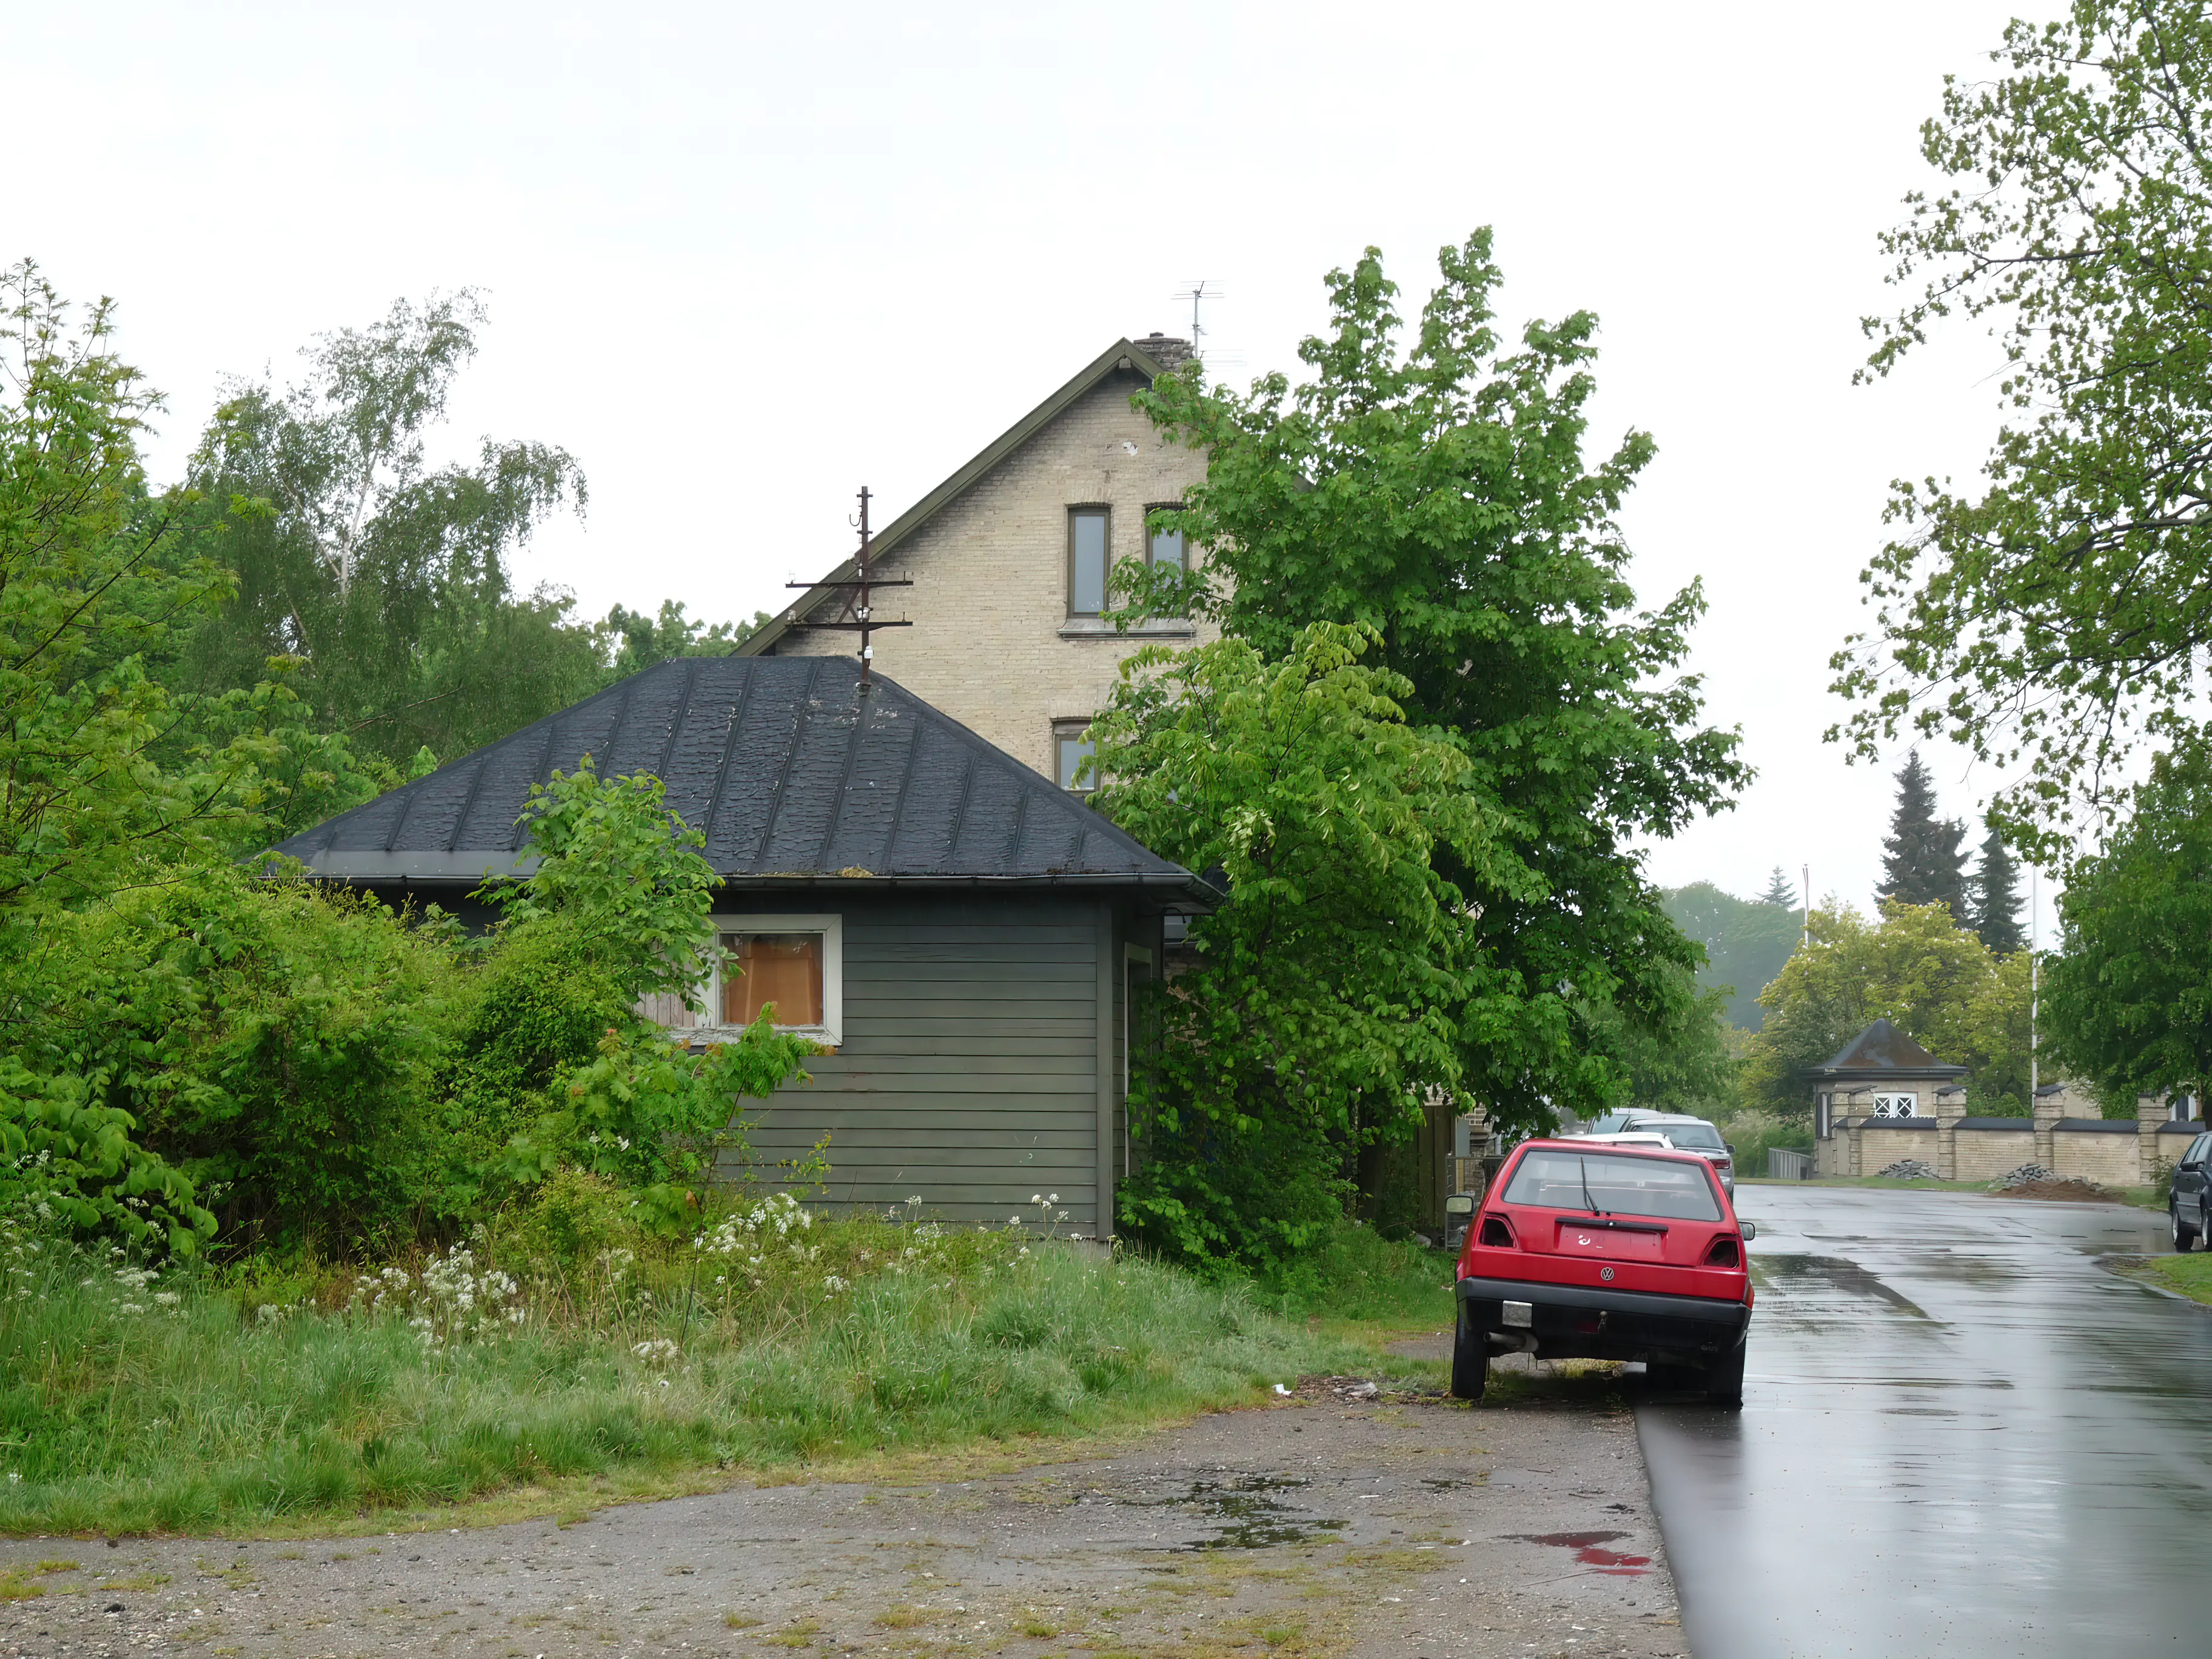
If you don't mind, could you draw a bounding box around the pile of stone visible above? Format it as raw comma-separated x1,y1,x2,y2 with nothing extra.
1875,1159,1942,1181
1990,1163,2059,1190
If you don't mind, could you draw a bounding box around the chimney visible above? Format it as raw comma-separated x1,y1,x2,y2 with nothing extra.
1134,332,1193,370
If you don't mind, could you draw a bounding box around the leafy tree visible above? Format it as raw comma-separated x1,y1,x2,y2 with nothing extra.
1968,813,2026,954
600,600,772,679
1758,866,1798,908
1743,899,2033,1117
172,291,605,774
1091,622,1526,1270
1838,1,2212,858
1576,969,1739,1116
1878,749,1968,916
2044,742,2212,1104
1127,230,1745,1140
1661,882,1800,1031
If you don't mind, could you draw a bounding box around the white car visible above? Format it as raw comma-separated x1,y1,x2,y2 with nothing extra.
1581,1112,1736,1194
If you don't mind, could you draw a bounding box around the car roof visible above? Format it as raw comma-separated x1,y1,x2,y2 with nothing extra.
1614,1111,1714,1125
1514,1136,1708,1167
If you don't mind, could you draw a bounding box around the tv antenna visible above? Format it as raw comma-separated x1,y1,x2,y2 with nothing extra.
1172,280,1222,356
786,486,913,692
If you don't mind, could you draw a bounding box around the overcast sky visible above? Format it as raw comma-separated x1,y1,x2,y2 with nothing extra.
8,0,2060,938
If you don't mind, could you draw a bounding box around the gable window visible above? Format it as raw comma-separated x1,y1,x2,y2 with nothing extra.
1053,720,1096,793
1068,506,1109,617
706,913,843,1044
1869,1092,1917,1119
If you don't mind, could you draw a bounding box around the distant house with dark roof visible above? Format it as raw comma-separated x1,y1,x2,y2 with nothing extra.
743,333,1216,792
1802,1017,2200,1185
274,654,1213,1236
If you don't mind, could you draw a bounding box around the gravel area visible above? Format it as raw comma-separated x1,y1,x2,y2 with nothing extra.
0,1362,1683,1659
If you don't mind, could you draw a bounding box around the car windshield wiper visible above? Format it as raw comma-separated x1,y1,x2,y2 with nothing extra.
1578,1156,1608,1218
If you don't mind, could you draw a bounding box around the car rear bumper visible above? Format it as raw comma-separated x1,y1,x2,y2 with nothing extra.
1456,1273,1751,1364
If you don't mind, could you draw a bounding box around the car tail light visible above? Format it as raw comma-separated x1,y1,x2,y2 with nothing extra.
1714,1154,1732,1171
1478,1214,1516,1248
1703,1236,1741,1269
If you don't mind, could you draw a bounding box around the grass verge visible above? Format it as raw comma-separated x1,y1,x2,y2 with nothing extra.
0,1217,1384,1539
2131,1252,2212,1304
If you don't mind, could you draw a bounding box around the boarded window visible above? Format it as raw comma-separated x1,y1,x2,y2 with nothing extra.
721,932,825,1028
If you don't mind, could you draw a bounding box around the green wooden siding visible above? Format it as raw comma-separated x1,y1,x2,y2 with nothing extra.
720,894,1114,1233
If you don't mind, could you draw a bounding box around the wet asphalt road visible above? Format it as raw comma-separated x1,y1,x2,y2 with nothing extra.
1635,1185,2205,1658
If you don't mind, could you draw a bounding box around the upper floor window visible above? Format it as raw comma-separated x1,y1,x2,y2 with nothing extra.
1147,518,1186,574
1054,720,1096,793
1068,507,1109,617
1869,1092,1917,1119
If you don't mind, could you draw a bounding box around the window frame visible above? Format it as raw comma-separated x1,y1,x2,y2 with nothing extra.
1053,719,1097,793
1869,1091,1917,1119
702,912,845,1046
1067,504,1110,618
1143,504,1188,615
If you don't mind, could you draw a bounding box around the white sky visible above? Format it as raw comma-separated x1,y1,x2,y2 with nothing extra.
7,0,2062,940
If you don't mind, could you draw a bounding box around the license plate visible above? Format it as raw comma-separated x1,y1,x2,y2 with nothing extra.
1554,1221,1663,1261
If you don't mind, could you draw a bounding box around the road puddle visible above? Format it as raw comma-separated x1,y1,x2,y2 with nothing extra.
1517,1529,1652,1575
1119,1476,1349,1551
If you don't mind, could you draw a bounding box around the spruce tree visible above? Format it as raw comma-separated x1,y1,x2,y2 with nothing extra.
1878,749,1969,917
1757,865,1797,908
1968,816,2026,953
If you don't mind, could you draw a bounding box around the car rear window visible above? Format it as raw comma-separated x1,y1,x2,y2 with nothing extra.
1652,1122,1724,1150
1501,1149,1723,1221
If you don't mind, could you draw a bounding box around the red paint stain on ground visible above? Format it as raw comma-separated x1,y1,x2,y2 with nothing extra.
1516,1529,1652,1575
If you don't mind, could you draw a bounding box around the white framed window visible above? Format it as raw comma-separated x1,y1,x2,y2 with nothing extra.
1869,1092,1917,1119
702,913,843,1045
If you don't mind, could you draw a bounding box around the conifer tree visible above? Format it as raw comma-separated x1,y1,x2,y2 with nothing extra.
1878,749,1969,917
1968,816,2025,954
1758,865,1797,908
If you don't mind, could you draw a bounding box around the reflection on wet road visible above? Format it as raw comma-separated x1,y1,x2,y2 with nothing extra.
1635,1187,2206,1657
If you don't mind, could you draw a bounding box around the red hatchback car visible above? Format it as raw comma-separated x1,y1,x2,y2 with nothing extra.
1448,1138,1755,1406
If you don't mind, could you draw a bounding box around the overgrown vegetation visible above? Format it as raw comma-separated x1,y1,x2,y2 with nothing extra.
0,1199,1365,1535
1104,230,1745,1270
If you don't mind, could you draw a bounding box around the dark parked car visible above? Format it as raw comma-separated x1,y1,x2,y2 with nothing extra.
1446,1138,1755,1406
2171,1133,2211,1251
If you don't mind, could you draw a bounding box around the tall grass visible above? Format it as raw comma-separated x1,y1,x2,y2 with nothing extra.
0,1212,1362,1536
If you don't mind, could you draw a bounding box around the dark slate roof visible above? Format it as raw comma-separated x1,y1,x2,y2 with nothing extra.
272,656,1210,897
1956,1116,2036,1130
1806,1019,1968,1080
2053,1118,2137,1134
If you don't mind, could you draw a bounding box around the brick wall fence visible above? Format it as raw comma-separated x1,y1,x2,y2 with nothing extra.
1814,1087,2201,1184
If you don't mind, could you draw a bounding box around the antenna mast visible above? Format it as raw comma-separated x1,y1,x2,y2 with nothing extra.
1172,280,1222,358
785,485,914,691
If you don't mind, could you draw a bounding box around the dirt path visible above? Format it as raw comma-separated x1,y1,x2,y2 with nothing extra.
0,1365,1684,1659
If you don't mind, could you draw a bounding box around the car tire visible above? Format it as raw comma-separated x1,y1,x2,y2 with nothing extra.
1704,1342,1746,1409
1450,1302,1487,1403
2173,1202,2199,1253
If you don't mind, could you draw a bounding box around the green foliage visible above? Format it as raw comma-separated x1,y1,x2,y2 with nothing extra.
1252,1221,1453,1329
1661,881,1800,1030
1742,900,2034,1117
2045,743,2212,1102
490,757,721,1008
1127,230,1743,1136
1576,971,1740,1117
1757,866,1797,908
173,290,608,776
0,1064,212,1255
600,600,772,678
1092,623,1515,1271
1968,814,2026,954
19,865,454,1247
1877,749,1968,917
1840,2,2212,858
0,1219,1365,1533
